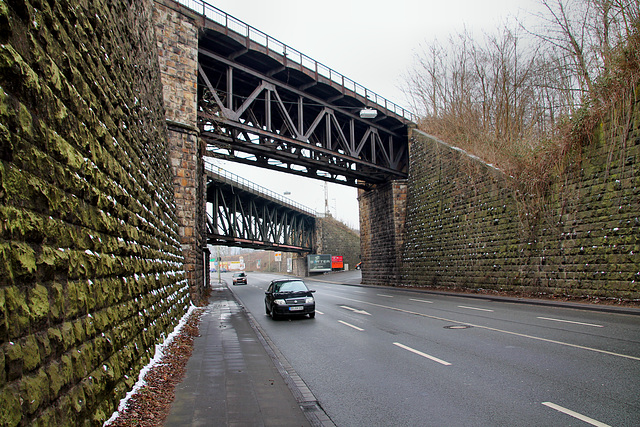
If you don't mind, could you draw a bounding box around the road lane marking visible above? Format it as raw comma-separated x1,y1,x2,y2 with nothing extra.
322,293,640,362
315,310,324,315
410,298,433,303
338,320,364,331
537,317,603,328
542,402,611,427
340,305,371,315
353,290,367,294
393,342,452,366
377,294,394,298
458,305,494,312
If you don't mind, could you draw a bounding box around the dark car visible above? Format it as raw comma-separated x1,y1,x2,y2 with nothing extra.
264,279,315,319
232,272,247,285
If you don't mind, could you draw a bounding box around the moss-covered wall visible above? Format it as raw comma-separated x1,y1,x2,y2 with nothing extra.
0,0,189,425
403,95,640,299
359,181,407,285
316,216,360,270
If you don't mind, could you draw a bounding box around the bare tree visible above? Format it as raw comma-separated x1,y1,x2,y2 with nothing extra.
403,0,638,173
527,0,639,105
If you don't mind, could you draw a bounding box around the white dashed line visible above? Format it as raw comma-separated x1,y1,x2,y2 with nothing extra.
393,342,451,366
326,294,640,361
542,402,611,426
338,320,364,331
537,317,603,328
458,305,494,312
410,298,433,304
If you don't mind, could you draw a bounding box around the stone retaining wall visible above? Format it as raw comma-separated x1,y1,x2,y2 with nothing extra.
403,101,640,299
0,0,189,424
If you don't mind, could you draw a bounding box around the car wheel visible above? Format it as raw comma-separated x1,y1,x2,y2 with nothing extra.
265,304,270,315
308,312,315,319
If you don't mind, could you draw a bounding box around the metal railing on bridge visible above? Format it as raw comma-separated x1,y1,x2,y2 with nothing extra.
204,159,317,216
175,0,418,123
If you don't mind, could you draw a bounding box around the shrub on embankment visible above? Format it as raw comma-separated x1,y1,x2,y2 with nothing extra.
0,0,189,425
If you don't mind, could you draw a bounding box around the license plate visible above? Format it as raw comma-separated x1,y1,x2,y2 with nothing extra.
289,306,304,311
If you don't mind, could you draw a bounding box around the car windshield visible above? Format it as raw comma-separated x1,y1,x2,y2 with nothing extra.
273,281,307,292
234,273,244,277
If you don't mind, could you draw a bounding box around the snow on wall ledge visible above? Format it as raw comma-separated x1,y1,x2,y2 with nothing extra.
402,123,640,300
0,0,190,425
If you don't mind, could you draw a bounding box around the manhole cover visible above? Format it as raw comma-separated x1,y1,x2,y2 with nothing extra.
444,325,472,329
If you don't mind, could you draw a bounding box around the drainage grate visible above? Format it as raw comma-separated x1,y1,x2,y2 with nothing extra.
444,324,472,329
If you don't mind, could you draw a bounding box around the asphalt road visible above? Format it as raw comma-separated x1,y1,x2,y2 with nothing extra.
224,271,640,427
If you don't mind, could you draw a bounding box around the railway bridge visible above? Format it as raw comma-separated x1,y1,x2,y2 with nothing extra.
156,0,415,299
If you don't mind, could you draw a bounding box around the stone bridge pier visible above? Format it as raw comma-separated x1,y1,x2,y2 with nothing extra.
154,2,208,303
359,180,408,286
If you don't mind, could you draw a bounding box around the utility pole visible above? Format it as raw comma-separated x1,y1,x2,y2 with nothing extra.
324,182,329,216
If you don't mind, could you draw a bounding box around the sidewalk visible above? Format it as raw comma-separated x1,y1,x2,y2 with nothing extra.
164,282,333,426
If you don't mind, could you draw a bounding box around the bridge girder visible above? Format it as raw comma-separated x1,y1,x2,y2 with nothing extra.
197,30,411,188
206,169,315,253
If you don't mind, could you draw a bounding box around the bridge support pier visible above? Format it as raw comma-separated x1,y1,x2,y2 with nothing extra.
291,254,308,277
155,2,208,304
359,181,408,286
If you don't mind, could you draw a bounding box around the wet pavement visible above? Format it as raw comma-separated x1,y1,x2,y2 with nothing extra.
164,282,334,427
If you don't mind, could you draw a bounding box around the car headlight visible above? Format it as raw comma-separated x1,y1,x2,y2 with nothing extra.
274,299,286,305
305,297,314,304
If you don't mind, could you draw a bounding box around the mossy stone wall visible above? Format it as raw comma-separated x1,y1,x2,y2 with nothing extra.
403,98,640,299
0,0,189,425
316,216,361,270
359,180,407,285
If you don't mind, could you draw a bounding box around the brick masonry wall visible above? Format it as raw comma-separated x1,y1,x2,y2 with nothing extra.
359,181,407,286
0,0,190,425
403,97,640,299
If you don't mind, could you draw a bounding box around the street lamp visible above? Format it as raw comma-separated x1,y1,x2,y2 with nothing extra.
359,108,377,119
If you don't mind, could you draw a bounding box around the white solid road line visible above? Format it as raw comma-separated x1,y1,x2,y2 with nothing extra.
458,305,494,312
393,342,452,366
542,402,611,427
537,317,604,328
338,320,364,331
377,294,394,298
315,310,324,315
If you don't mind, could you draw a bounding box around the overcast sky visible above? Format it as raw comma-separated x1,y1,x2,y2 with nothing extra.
206,0,545,228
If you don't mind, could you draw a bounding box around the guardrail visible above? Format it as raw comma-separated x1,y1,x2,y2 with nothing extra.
175,0,418,123
204,159,318,216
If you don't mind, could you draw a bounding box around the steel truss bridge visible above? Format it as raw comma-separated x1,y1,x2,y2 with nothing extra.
178,0,415,189
174,0,415,251
206,162,315,253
